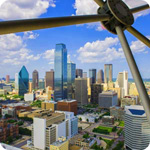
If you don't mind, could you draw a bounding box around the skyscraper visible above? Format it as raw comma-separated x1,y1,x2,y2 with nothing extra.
32,70,39,90
83,72,87,78
104,64,113,83
116,71,128,98
45,69,54,90
125,105,150,150
54,44,67,101
97,70,104,84
15,66,29,96
67,61,76,99
75,78,88,106
76,69,83,78
6,75,10,83
89,69,96,84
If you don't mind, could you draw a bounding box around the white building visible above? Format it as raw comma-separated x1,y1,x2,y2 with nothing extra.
125,105,150,150
32,111,78,150
77,114,96,123
116,71,128,98
24,93,35,102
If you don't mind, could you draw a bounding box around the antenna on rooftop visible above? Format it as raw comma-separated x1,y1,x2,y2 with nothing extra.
0,0,150,123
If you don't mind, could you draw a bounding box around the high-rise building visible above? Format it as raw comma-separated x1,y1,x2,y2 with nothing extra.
116,71,128,98
29,82,32,93
54,44,67,101
39,79,45,89
104,64,113,83
98,91,118,108
15,66,29,96
125,105,150,150
76,69,83,78
83,72,87,78
67,62,76,99
57,100,77,115
32,70,39,90
89,69,96,84
91,83,103,104
97,70,104,84
75,78,88,106
45,69,54,90
6,75,10,83
32,111,78,150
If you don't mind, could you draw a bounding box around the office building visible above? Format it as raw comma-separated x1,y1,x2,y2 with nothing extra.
83,72,87,78
98,91,118,108
2,108,16,117
125,105,150,150
67,62,76,99
50,137,69,150
46,86,54,100
116,71,128,98
89,69,96,84
32,70,39,90
57,100,77,115
76,69,83,78
91,83,103,104
87,78,92,103
41,101,57,112
15,66,29,96
0,89,7,95
97,70,104,83
32,111,78,150
45,69,54,90
3,85,12,92
102,116,114,125
29,82,32,93
75,78,88,106
104,64,113,83
39,80,45,89
54,44,67,101
6,75,10,83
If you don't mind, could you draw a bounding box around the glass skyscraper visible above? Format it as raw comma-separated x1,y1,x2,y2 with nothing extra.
89,69,96,84
54,43,67,101
67,62,76,99
104,64,113,83
15,66,29,96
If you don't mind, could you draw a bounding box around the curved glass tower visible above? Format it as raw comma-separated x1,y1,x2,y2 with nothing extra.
54,43,67,101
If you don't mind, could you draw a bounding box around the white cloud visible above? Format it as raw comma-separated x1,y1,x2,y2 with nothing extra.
0,0,56,20
77,37,148,63
23,31,39,40
0,34,41,65
43,49,54,64
73,0,149,31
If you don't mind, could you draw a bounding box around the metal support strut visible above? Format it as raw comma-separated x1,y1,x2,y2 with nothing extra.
115,26,150,124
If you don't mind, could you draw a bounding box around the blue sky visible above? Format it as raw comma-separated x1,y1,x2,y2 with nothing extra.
0,0,149,79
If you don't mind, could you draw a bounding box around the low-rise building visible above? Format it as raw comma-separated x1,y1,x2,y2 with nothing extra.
102,116,114,125
24,93,35,102
0,89,7,95
110,106,125,120
2,108,16,117
77,114,96,123
50,136,69,150
0,120,19,142
41,101,57,112
75,138,96,149
121,96,138,107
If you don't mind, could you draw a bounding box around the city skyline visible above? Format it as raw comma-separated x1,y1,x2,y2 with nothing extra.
0,0,149,78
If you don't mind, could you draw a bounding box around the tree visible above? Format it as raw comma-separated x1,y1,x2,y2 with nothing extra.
112,126,117,132
94,134,97,138
79,117,82,121
86,118,89,122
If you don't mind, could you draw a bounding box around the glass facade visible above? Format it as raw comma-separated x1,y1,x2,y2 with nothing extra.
54,43,67,101
15,66,29,96
104,64,113,83
67,62,76,99
89,69,96,84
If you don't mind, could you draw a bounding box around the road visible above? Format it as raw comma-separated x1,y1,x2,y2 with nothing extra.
14,138,31,148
